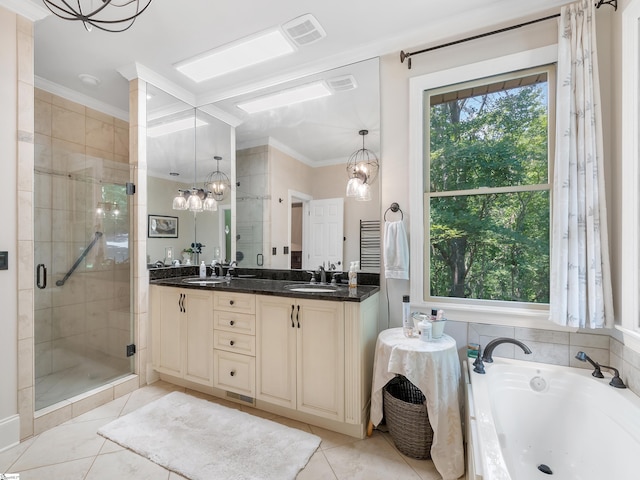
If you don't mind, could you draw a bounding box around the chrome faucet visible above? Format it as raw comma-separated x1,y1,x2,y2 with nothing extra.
473,337,532,374
575,351,627,388
211,260,223,277
225,261,237,280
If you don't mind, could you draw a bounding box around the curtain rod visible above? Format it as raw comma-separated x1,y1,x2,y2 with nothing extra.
400,0,617,70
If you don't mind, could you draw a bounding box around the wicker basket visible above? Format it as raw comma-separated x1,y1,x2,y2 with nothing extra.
383,375,433,459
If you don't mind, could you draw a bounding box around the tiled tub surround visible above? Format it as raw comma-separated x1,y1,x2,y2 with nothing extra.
33,89,133,411
444,319,640,398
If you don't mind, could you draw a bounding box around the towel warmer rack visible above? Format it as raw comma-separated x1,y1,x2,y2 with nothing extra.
360,220,381,270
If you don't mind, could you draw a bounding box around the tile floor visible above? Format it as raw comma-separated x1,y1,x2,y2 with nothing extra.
0,381,461,480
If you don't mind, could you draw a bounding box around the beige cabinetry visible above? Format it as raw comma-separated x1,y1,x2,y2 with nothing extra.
151,283,379,438
150,286,214,386
256,295,345,422
213,292,256,397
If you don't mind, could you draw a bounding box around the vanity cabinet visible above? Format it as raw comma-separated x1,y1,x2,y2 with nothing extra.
150,281,379,438
213,292,256,397
150,286,214,386
256,295,345,422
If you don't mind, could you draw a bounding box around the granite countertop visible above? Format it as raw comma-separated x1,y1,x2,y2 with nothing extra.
150,275,379,302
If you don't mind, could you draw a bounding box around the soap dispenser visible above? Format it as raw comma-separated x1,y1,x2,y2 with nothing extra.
199,261,206,279
348,262,357,288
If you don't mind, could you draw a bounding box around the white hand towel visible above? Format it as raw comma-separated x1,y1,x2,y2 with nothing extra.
384,220,409,279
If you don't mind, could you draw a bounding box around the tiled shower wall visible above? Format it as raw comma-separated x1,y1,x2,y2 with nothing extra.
33,89,131,408
446,320,640,397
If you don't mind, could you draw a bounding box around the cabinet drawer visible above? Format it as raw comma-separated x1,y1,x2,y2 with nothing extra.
214,310,256,335
214,292,255,314
213,350,255,397
214,331,256,356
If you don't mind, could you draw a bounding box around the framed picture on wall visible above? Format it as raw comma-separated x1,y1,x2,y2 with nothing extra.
148,215,178,238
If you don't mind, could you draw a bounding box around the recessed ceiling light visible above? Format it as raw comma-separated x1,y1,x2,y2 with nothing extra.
174,29,296,83
147,117,208,137
236,81,332,114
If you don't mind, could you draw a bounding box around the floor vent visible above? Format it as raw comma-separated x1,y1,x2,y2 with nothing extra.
282,14,326,47
327,74,358,92
226,391,255,406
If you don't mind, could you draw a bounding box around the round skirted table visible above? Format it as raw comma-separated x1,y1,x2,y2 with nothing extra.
369,327,464,480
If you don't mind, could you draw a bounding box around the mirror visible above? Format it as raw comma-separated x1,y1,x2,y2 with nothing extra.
146,57,381,272
146,86,233,266
207,57,381,271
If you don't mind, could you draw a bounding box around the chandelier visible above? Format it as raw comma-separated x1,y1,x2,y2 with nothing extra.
42,0,154,32
172,110,217,213
345,130,379,201
205,156,231,201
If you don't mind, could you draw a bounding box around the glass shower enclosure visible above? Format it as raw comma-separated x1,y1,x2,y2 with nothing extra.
34,139,133,411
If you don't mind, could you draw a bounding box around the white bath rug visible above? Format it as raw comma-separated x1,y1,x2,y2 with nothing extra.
98,391,320,480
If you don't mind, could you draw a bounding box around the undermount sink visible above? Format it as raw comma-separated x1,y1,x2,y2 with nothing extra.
284,284,341,293
181,277,227,285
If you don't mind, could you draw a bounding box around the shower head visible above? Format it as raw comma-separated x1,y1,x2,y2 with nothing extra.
575,351,605,378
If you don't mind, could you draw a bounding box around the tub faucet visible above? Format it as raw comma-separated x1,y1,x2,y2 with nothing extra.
482,337,532,363
473,338,532,375
575,351,627,388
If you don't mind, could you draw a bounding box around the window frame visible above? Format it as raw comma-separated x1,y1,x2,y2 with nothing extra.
619,0,640,347
409,45,558,327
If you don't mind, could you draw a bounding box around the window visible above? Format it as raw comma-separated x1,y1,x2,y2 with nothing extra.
426,67,552,303
409,46,558,323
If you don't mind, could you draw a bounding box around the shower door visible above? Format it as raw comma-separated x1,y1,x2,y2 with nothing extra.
34,151,133,411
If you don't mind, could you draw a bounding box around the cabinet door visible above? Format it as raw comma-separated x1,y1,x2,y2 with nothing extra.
184,290,214,386
256,295,296,408
297,299,345,421
153,286,183,377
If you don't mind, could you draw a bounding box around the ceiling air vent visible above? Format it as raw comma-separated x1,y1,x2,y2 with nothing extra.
282,14,326,47
327,75,358,93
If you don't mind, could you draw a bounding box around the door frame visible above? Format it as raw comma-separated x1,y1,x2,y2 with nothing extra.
288,189,312,270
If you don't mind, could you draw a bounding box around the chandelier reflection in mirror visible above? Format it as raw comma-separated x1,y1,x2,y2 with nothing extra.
205,156,231,202
172,111,218,213
346,130,379,201
42,0,154,33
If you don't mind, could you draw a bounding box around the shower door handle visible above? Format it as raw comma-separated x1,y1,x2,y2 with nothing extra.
36,263,47,289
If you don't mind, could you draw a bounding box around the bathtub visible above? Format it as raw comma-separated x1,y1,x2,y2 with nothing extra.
465,357,640,480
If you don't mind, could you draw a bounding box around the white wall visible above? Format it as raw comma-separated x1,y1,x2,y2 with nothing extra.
0,6,19,450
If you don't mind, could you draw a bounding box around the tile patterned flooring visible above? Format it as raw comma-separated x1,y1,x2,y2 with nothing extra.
0,381,459,480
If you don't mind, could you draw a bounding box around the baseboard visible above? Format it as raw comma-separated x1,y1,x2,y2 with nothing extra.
0,414,20,453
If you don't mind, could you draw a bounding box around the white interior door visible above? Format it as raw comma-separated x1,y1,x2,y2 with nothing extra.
302,198,344,271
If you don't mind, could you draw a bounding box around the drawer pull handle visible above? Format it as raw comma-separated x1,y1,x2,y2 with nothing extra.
229,300,235,306
229,320,235,326
230,370,236,376
230,340,235,346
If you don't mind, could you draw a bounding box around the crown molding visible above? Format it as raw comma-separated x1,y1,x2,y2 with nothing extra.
0,0,50,21
118,62,197,107
35,75,129,121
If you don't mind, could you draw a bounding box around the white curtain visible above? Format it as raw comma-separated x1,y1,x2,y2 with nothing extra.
550,0,613,328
